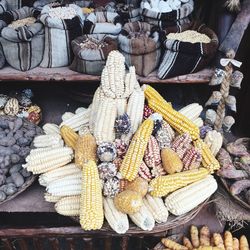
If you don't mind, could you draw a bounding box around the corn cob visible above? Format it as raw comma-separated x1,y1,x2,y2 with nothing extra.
46,175,81,196
116,98,127,116
204,130,223,156
193,117,204,128
193,139,220,173
89,87,105,133
143,85,200,140
144,136,161,168
129,203,155,231
125,177,148,197
80,160,104,230
149,168,209,197
33,134,64,148
78,125,90,136
75,133,97,168
39,163,81,187
62,112,75,121
239,235,249,250
182,147,202,170
171,133,192,159
43,123,60,135
155,121,175,149
60,125,78,150
161,238,188,250
75,107,86,114
151,164,166,178
124,65,141,98
55,196,80,216
44,193,62,203
165,175,217,216
143,194,169,223
24,148,73,174
138,161,152,181
103,197,129,234
60,108,90,132
119,118,154,181
94,97,117,144
179,103,203,122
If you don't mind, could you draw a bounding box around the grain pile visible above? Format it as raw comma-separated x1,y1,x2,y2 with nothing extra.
167,30,211,43
8,17,36,28
80,38,108,49
48,6,77,19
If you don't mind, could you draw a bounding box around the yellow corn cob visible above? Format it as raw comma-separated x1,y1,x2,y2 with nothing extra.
194,247,223,250
46,175,82,196
80,160,104,230
142,85,200,140
39,163,81,186
60,125,78,150
239,235,249,250
165,175,217,216
143,194,169,223
75,133,97,168
129,203,155,231
119,118,154,181
44,193,62,203
149,168,209,197
103,197,129,234
33,134,64,148
43,123,60,135
55,196,80,216
161,238,188,250
194,139,220,173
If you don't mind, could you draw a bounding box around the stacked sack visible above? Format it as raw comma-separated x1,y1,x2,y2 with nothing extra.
23,51,222,234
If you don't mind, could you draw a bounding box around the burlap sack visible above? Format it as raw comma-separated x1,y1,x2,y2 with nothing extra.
83,11,122,36
118,21,161,77
0,7,44,71
39,4,84,68
70,34,117,75
158,24,218,79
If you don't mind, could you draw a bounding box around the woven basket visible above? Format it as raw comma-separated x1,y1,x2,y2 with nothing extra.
71,199,208,235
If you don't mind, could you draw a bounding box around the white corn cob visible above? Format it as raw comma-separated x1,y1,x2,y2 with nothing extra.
103,197,129,234
39,163,81,186
44,193,62,203
143,194,169,223
179,103,203,121
204,130,223,156
25,147,73,163
75,107,86,114
193,117,204,127
62,112,75,121
165,175,218,216
46,175,81,196
60,109,90,132
123,66,140,98
94,97,117,144
55,196,80,216
116,98,127,116
43,123,60,135
129,203,155,231
33,134,64,148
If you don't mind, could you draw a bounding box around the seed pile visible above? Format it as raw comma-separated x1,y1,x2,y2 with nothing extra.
80,38,108,49
48,7,77,19
167,30,211,43
8,17,36,29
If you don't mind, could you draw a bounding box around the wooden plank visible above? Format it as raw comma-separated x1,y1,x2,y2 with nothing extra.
104,238,112,250
1,238,13,250
0,66,213,84
120,236,129,250
18,239,29,250
49,238,60,250
33,238,43,250
83,238,93,250
66,238,75,250
136,236,144,250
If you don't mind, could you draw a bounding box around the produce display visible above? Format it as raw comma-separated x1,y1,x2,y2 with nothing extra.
217,138,250,208
22,51,220,234
0,115,43,203
154,225,249,250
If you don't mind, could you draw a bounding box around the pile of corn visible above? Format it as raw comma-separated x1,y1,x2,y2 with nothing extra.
48,6,77,19
8,17,36,28
23,51,221,234
166,30,211,44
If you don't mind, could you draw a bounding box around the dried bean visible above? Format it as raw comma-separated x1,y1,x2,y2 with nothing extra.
4,155,10,167
10,154,20,164
3,184,17,195
245,189,250,204
19,146,30,157
0,168,8,175
4,129,9,133
0,174,6,185
6,176,13,183
0,137,16,147
8,121,15,130
0,120,9,129
0,191,6,201
14,130,23,140
13,118,23,132
0,146,14,155
11,172,24,187
24,130,35,138
9,164,22,174
20,168,31,177
12,144,20,153
17,137,30,146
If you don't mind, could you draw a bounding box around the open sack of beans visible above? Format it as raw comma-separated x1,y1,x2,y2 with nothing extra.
39,4,84,68
83,11,122,36
0,7,44,71
140,0,193,29
118,21,161,77
158,25,219,79
106,1,141,23
70,34,117,75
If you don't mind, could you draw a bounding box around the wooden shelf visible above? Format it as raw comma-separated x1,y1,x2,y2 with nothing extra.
0,66,213,84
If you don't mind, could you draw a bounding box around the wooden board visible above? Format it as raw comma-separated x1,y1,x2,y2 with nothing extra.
0,66,213,84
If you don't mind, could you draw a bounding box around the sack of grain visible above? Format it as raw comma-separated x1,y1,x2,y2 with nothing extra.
0,0,7,14
140,0,193,29
118,21,161,76
83,11,122,36
70,34,117,75
0,7,44,71
0,42,5,68
158,25,219,79
33,0,56,10
39,4,84,68
106,2,141,23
